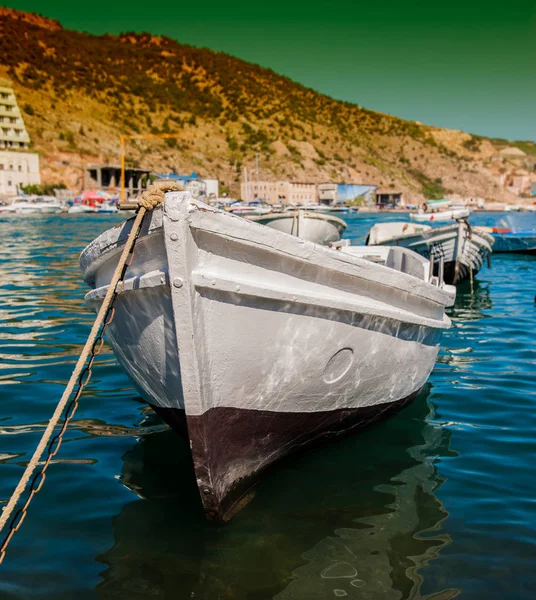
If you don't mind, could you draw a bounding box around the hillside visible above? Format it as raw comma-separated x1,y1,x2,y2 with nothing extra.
0,7,531,202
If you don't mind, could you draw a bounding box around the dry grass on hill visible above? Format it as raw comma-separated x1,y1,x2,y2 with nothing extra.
0,8,524,202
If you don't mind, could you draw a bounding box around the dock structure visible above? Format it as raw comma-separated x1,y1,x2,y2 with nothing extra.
87,165,151,197
376,189,404,208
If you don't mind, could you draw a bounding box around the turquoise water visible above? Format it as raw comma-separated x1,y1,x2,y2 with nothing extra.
0,212,534,599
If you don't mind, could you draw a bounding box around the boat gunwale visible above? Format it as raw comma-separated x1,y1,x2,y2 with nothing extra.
83,266,452,331
79,198,455,309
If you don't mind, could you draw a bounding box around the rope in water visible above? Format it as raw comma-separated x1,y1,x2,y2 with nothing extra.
0,181,182,564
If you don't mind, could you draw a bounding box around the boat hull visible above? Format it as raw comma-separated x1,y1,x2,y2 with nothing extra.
248,211,347,245
491,233,536,254
68,205,96,214
39,207,62,214
370,222,494,285
409,208,470,223
80,192,454,520
150,389,421,519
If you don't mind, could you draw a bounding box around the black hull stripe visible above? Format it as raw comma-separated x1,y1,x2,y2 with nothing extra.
150,388,422,521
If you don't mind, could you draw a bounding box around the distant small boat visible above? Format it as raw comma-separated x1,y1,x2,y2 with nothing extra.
425,199,452,210
80,192,455,521
366,220,494,284
286,204,350,214
229,202,272,216
247,210,347,245
68,204,95,214
96,201,118,214
68,200,118,214
409,208,470,223
480,214,536,254
0,196,63,214
490,230,536,253
320,205,350,214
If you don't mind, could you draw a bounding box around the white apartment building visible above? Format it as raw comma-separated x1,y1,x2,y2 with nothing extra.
0,78,40,196
0,151,40,196
0,78,31,150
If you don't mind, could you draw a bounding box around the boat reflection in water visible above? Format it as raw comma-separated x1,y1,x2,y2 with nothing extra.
448,279,493,323
96,386,459,600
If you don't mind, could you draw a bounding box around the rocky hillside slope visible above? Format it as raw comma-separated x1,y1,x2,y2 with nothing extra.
0,7,531,201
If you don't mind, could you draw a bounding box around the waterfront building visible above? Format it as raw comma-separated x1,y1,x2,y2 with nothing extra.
241,180,317,205
0,151,40,197
376,189,404,207
0,78,40,197
318,183,377,206
155,172,219,201
87,165,151,197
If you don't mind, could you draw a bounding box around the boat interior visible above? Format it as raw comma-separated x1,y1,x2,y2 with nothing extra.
329,241,432,283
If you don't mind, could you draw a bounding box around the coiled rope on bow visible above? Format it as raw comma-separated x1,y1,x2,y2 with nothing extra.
0,182,182,564
138,180,184,209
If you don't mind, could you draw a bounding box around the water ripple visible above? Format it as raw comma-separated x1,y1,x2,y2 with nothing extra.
0,213,534,599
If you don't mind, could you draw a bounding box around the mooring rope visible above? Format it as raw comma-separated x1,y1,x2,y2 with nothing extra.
0,181,182,564
138,180,183,209
469,262,474,297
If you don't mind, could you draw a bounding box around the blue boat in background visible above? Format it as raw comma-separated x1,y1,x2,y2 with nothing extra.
482,213,536,254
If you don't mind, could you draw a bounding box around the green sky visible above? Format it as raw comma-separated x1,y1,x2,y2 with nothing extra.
5,0,536,141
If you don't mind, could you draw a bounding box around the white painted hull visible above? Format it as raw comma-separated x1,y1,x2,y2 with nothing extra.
368,222,494,284
69,203,118,214
80,193,454,519
16,207,40,214
39,206,63,214
68,205,96,214
0,204,63,214
409,208,470,222
248,211,347,245
96,203,118,213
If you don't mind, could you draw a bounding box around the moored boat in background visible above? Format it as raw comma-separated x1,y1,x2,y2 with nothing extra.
286,204,350,214
68,203,96,214
68,190,119,214
80,191,455,521
366,220,494,285
409,207,471,222
229,201,272,216
247,210,347,245
479,213,536,254
0,195,64,214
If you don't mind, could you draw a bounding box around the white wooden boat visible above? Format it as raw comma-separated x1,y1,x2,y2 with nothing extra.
247,210,347,245
409,207,470,222
80,191,455,520
367,221,494,284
